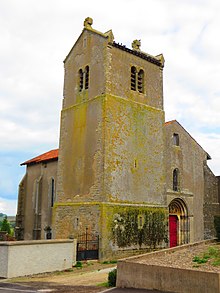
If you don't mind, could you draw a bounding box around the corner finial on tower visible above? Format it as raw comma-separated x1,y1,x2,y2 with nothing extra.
132,39,141,51
84,17,93,29
104,30,114,43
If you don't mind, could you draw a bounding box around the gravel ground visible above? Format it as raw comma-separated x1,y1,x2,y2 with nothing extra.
135,242,220,272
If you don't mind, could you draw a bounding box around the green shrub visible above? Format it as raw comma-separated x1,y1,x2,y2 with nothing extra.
193,256,208,264
108,268,117,287
75,261,82,268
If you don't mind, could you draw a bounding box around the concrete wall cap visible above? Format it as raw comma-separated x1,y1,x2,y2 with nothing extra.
0,239,74,246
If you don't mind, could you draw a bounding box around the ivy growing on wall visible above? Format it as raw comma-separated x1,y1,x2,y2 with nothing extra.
111,207,168,249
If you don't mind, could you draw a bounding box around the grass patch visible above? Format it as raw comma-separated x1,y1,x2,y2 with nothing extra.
192,245,220,267
101,260,117,265
86,261,94,266
97,282,110,287
213,259,220,266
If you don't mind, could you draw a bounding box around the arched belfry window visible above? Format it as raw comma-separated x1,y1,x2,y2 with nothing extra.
173,168,179,191
131,66,144,93
131,66,136,91
173,133,179,146
78,66,89,91
138,69,144,93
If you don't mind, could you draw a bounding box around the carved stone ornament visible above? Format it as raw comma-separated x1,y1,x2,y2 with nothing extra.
84,17,93,28
132,39,141,51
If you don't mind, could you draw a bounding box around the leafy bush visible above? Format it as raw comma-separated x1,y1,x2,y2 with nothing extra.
193,255,208,264
108,268,117,287
75,261,82,268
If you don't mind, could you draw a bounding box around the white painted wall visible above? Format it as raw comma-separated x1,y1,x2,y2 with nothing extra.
0,239,76,278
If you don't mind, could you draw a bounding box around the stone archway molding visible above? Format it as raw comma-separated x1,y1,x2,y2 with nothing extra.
169,198,190,246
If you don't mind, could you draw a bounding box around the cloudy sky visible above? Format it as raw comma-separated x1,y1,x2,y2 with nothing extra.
1,0,220,215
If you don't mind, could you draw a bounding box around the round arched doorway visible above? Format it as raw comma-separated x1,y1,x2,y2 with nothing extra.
169,198,189,247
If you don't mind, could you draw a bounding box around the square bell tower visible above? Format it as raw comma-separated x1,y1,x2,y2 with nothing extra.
53,18,167,258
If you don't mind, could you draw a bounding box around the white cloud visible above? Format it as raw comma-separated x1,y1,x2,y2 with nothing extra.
0,0,220,212
192,132,220,175
0,197,17,216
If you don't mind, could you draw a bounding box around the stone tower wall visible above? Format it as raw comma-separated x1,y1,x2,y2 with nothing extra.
203,164,220,239
106,45,164,110
54,20,167,257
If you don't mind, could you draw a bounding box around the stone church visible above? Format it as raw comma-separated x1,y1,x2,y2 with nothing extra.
16,18,220,259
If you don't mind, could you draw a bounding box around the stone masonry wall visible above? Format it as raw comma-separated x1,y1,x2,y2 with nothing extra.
104,94,166,204
165,121,207,242
204,163,220,239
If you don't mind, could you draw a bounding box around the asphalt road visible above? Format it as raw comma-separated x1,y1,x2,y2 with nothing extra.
103,288,169,293
100,288,169,293
0,282,38,293
0,283,170,293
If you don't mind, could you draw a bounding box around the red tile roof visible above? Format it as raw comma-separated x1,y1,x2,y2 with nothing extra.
21,149,59,166
164,119,177,126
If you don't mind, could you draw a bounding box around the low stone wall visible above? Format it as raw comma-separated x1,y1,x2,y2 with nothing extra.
0,239,76,278
117,240,219,293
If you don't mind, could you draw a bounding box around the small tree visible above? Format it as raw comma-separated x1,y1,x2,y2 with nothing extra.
1,216,11,234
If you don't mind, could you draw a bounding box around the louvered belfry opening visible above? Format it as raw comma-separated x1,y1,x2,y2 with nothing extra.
79,69,83,91
131,66,144,93
138,69,144,93
85,66,89,89
131,66,136,91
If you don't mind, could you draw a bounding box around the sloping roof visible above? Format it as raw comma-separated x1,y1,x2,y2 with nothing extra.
164,120,211,160
21,149,59,166
64,26,164,68
112,42,164,67
164,119,177,126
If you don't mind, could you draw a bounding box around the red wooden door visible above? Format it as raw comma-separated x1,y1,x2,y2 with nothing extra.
169,215,177,248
